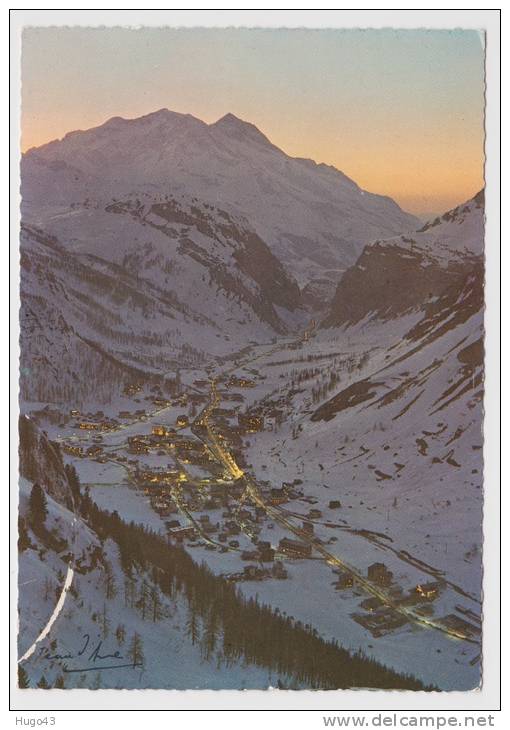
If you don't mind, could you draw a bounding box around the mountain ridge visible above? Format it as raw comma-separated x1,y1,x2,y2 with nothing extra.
322,190,484,329
21,108,419,284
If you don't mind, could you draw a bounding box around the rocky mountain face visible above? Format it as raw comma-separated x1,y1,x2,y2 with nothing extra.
18,415,74,508
21,108,418,285
322,191,484,328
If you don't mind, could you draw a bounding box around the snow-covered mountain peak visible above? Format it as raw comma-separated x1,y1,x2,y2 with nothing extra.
210,112,273,147
21,107,420,284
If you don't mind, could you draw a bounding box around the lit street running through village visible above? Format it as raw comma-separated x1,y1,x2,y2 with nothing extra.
189,326,481,648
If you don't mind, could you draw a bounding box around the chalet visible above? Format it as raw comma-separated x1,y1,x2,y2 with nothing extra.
119,411,132,419
128,441,149,454
176,414,189,428
259,547,275,562
152,424,170,437
367,562,393,587
334,571,354,589
176,438,199,452
79,422,100,431
228,376,256,388
278,538,312,559
269,487,288,506
360,597,384,612
308,508,322,519
86,446,103,457
63,444,84,458
170,526,196,542
238,414,264,433
414,581,443,600
225,521,241,535
243,565,265,580
123,383,143,396
438,614,481,637
329,500,341,509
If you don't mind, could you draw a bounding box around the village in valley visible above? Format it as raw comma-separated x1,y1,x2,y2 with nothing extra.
27,321,482,688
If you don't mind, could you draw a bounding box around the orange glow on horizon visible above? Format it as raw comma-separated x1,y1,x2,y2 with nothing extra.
20,27,485,218
20,109,484,218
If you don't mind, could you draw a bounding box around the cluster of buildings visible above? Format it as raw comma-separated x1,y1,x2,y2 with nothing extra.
226,375,256,389
237,413,265,433
352,607,408,637
225,562,288,583
125,427,213,465
136,466,185,488
122,382,143,397
331,560,476,640
74,411,120,431
62,441,107,462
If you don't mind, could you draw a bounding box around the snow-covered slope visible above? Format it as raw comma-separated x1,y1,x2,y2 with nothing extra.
18,483,282,690
21,108,418,284
17,421,291,689
20,196,304,404
234,253,483,688
18,420,427,690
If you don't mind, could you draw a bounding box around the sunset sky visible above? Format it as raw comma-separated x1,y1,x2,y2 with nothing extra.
21,27,485,217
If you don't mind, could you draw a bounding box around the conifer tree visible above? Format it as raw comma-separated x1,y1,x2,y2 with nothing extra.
18,665,30,688
201,609,218,660
186,607,200,646
115,623,126,645
137,580,150,620
103,562,116,600
150,585,162,622
29,483,48,524
128,632,144,668
18,516,31,552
